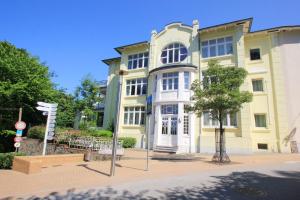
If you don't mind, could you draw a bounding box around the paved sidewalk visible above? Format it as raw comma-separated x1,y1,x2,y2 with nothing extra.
0,150,299,199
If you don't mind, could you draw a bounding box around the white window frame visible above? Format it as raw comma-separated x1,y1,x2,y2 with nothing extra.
202,111,238,128
126,78,147,96
128,52,149,70
162,72,179,91
161,43,188,64
201,36,233,58
124,106,145,125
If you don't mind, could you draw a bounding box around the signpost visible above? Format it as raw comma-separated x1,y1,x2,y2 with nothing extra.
14,108,25,152
36,102,58,156
146,95,152,171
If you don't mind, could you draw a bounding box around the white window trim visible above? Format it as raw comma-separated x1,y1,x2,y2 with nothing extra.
252,79,264,92
201,36,233,59
202,111,238,128
161,72,179,91
254,113,268,128
161,43,188,64
184,71,190,90
124,106,145,126
128,52,149,70
126,78,147,96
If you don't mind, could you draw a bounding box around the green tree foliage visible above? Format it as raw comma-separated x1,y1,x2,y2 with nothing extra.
74,75,102,128
189,60,252,162
0,41,56,130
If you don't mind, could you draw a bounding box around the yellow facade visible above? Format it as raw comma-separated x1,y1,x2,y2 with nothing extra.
102,18,300,154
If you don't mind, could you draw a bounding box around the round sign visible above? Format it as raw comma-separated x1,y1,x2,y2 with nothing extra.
15,121,26,130
14,137,22,143
14,142,21,148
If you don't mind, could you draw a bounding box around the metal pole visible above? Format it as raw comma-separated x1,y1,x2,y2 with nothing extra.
146,116,150,171
110,74,123,176
18,107,22,122
42,108,51,156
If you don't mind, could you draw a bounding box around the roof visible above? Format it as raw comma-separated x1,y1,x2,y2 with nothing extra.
102,57,121,65
114,41,149,54
247,25,300,35
199,18,253,33
149,64,197,74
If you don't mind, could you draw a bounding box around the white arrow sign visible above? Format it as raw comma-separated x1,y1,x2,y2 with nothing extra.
49,111,57,116
49,119,56,124
48,127,55,132
47,136,53,140
48,116,57,120
42,111,48,116
36,106,50,112
37,102,58,108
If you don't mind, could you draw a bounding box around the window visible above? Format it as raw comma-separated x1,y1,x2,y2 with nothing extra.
254,114,267,128
126,78,147,96
162,72,178,91
250,48,261,60
184,71,190,90
201,36,233,58
161,104,178,114
257,143,268,150
202,71,218,89
161,43,188,64
128,52,149,69
124,106,145,125
203,111,238,127
252,79,264,92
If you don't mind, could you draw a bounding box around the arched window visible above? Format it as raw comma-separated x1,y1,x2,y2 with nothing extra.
161,43,188,64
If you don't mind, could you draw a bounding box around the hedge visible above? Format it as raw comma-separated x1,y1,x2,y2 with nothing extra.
0,130,16,153
27,125,45,140
119,137,136,148
0,152,25,169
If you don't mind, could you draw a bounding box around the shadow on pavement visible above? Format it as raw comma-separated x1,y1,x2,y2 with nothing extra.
77,164,110,177
11,170,300,200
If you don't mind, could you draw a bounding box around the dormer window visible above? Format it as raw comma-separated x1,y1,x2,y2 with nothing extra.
161,43,188,64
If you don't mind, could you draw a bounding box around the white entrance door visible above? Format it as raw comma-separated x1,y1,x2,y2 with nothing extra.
159,115,177,146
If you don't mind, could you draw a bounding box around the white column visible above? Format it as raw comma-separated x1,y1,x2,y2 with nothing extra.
153,105,160,148
177,102,184,151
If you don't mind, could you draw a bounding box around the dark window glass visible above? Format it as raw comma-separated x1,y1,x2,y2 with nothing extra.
161,43,188,64
174,49,179,62
131,85,136,95
137,84,141,95
258,143,268,150
168,49,173,63
133,60,137,69
144,58,148,67
250,48,261,60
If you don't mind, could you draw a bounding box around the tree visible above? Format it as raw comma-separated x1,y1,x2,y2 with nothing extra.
189,60,252,162
74,75,102,129
0,41,56,130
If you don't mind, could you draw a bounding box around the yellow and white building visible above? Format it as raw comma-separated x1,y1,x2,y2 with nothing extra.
102,18,300,154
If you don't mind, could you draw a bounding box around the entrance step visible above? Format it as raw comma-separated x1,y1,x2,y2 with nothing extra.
153,146,178,153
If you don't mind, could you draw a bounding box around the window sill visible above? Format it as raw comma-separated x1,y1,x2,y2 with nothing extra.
201,54,233,61
122,125,145,129
125,95,146,98
253,128,270,133
248,59,263,64
253,92,267,96
161,90,178,93
202,127,239,131
127,68,147,72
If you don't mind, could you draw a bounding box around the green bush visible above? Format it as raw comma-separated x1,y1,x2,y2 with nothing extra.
0,152,25,169
119,137,136,148
0,130,16,153
90,130,113,138
27,125,45,140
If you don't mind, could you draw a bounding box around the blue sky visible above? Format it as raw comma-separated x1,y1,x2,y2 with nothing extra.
1,0,299,93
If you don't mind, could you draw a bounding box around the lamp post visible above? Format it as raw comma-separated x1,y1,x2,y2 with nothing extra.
110,69,128,176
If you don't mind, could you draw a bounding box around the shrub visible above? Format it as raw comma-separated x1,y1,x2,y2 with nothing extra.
90,130,113,138
0,152,25,169
0,130,16,153
119,137,136,148
27,125,45,140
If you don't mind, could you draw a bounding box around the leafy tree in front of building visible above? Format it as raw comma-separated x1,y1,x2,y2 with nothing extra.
189,60,252,162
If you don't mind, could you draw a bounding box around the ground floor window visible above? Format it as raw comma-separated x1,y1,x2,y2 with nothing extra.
124,106,145,125
203,111,237,128
257,143,268,150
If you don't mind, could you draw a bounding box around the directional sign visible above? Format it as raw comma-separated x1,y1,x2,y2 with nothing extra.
14,142,21,148
48,127,55,132
36,106,50,112
48,116,57,120
14,137,23,143
49,119,56,124
42,112,48,116
15,121,26,130
37,102,58,108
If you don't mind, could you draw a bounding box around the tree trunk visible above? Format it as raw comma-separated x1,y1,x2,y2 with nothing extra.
219,112,223,163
